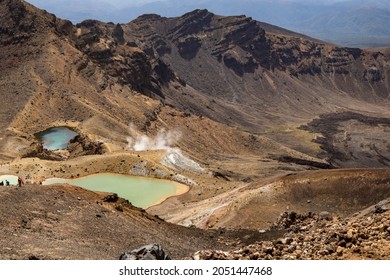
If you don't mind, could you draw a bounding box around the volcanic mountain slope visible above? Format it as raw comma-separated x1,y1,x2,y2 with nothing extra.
122,10,390,121
0,0,390,260
1,1,389,170
0,0,162,162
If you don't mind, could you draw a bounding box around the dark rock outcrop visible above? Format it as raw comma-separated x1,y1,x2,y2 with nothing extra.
22,134,104,161
112,23,125,45
120,244,171,260
67,134,104,158
0,0,75,46
22,142,65,161
177,37,202,60
169,9,213,37
103,193,119,203
301,112,390,168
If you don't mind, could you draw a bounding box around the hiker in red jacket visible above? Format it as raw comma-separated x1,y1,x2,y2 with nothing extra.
18,177,24,187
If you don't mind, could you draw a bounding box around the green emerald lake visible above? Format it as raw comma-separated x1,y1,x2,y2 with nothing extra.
42,173,179,208
35,127,78,150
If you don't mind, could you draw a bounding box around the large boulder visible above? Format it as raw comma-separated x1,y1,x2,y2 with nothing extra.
119,244,171,260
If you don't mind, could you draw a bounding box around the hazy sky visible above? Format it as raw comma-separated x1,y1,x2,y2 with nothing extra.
27,0,348,7
25,0,388,23
23,0,390,47
26,0,351,10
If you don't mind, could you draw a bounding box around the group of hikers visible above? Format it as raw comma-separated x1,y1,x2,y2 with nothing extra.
0,180,10,186
0,177,24,187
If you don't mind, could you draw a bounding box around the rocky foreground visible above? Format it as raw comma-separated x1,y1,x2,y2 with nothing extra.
0,183,388,260
194,199,390,260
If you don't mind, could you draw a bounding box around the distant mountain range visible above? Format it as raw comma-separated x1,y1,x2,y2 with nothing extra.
26,0,390,48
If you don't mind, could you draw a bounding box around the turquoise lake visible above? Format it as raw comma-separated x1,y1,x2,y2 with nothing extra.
43,173,180,208
35,127,78,150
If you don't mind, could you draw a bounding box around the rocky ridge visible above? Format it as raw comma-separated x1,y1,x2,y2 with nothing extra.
194,199,390,260
61,8,390,113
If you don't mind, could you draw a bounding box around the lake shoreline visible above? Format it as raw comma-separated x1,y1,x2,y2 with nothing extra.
2,152,196,209
146,181,190,209
43,172,191,209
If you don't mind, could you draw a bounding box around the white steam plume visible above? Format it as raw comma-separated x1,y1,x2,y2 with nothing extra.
126,123,181,151
126,124,204,173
